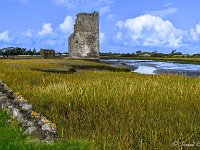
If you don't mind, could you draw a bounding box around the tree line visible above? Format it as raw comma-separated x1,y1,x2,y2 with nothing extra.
100,50,200,58
0,47,40,57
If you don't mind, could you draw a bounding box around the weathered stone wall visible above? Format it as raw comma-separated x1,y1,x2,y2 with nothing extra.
0,80,57,143
68,12,100,59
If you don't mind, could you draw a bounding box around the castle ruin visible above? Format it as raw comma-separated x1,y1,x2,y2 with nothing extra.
40,49,55,58
68,12,100,59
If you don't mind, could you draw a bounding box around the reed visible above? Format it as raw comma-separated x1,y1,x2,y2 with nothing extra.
0,59,200,149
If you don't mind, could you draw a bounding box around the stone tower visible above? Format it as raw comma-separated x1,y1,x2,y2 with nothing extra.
68,12,100,59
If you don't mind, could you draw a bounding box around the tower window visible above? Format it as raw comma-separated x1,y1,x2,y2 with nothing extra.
76,40,78,43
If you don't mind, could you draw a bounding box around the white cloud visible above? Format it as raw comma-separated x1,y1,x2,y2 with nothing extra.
53,0,114,14
116,21,124,29
0,31,9,41
100,32,106,43
23,30,33,37
59,16,73,33
116,32,122,40
146,7,178,18
38,23,53,35
116,14,185,47
190,23,200,41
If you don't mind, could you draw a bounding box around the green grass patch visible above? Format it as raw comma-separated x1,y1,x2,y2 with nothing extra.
0,111,91,150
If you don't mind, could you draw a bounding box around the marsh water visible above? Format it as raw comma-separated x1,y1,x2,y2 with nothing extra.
101,59,200,77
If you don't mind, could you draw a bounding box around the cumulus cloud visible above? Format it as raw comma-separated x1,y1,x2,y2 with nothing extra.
38,23,53,35
59,16,73,33
116,14,185,47
190,23,200,41
0,31,9,41
53,0,114,14
115,32,122,40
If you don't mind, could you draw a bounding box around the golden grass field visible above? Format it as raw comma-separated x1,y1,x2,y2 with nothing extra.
0,58,200,149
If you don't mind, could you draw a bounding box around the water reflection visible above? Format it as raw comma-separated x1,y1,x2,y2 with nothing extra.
101,59,200,76
133,66,156,74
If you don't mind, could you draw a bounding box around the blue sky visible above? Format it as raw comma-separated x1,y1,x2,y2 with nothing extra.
1,0,200,54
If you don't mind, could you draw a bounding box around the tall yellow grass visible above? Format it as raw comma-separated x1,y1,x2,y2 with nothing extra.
0,59,200,149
